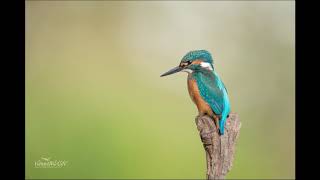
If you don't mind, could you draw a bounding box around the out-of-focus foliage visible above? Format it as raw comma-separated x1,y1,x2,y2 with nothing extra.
26,1,294,179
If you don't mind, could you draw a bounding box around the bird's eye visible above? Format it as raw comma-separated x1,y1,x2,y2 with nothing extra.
180,61,191,67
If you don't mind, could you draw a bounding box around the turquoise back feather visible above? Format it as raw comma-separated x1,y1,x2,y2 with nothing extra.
192,70,230,135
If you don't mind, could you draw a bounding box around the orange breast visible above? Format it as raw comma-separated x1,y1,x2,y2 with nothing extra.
187,75,214,117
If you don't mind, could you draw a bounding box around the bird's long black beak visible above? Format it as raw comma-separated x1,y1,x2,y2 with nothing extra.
160,66,183,77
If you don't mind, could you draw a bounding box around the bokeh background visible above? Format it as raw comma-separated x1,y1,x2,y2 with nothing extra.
26,1,295,179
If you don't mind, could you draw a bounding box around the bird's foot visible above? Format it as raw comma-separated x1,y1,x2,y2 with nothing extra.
212,114,220,133
198,113,221,133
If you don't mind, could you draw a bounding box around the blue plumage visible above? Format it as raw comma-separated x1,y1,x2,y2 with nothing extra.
181,50,213,64
193,70,230,134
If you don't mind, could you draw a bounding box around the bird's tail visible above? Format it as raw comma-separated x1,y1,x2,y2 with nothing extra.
219,113,228,135
219,85,230,135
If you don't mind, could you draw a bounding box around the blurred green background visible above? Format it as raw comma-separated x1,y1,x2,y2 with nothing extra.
26,1,295,179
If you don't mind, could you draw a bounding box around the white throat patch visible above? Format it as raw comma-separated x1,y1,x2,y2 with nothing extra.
181,69,193,74
200,62,213,71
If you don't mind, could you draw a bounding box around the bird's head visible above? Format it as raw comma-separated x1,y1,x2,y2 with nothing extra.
160,50,214,77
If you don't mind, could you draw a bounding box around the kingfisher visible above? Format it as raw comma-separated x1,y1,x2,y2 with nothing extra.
160,50,230,135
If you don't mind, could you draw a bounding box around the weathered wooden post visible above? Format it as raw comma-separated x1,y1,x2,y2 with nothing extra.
195,113,241,179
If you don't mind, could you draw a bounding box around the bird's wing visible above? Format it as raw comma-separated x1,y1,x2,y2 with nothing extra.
222,81,228,94
195,72,225,115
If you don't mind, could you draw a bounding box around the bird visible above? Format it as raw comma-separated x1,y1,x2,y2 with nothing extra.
160,50,230,135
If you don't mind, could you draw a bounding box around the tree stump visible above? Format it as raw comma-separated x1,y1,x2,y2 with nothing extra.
195,113,241,180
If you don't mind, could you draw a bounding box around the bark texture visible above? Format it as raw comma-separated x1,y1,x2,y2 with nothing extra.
195,113,241,180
